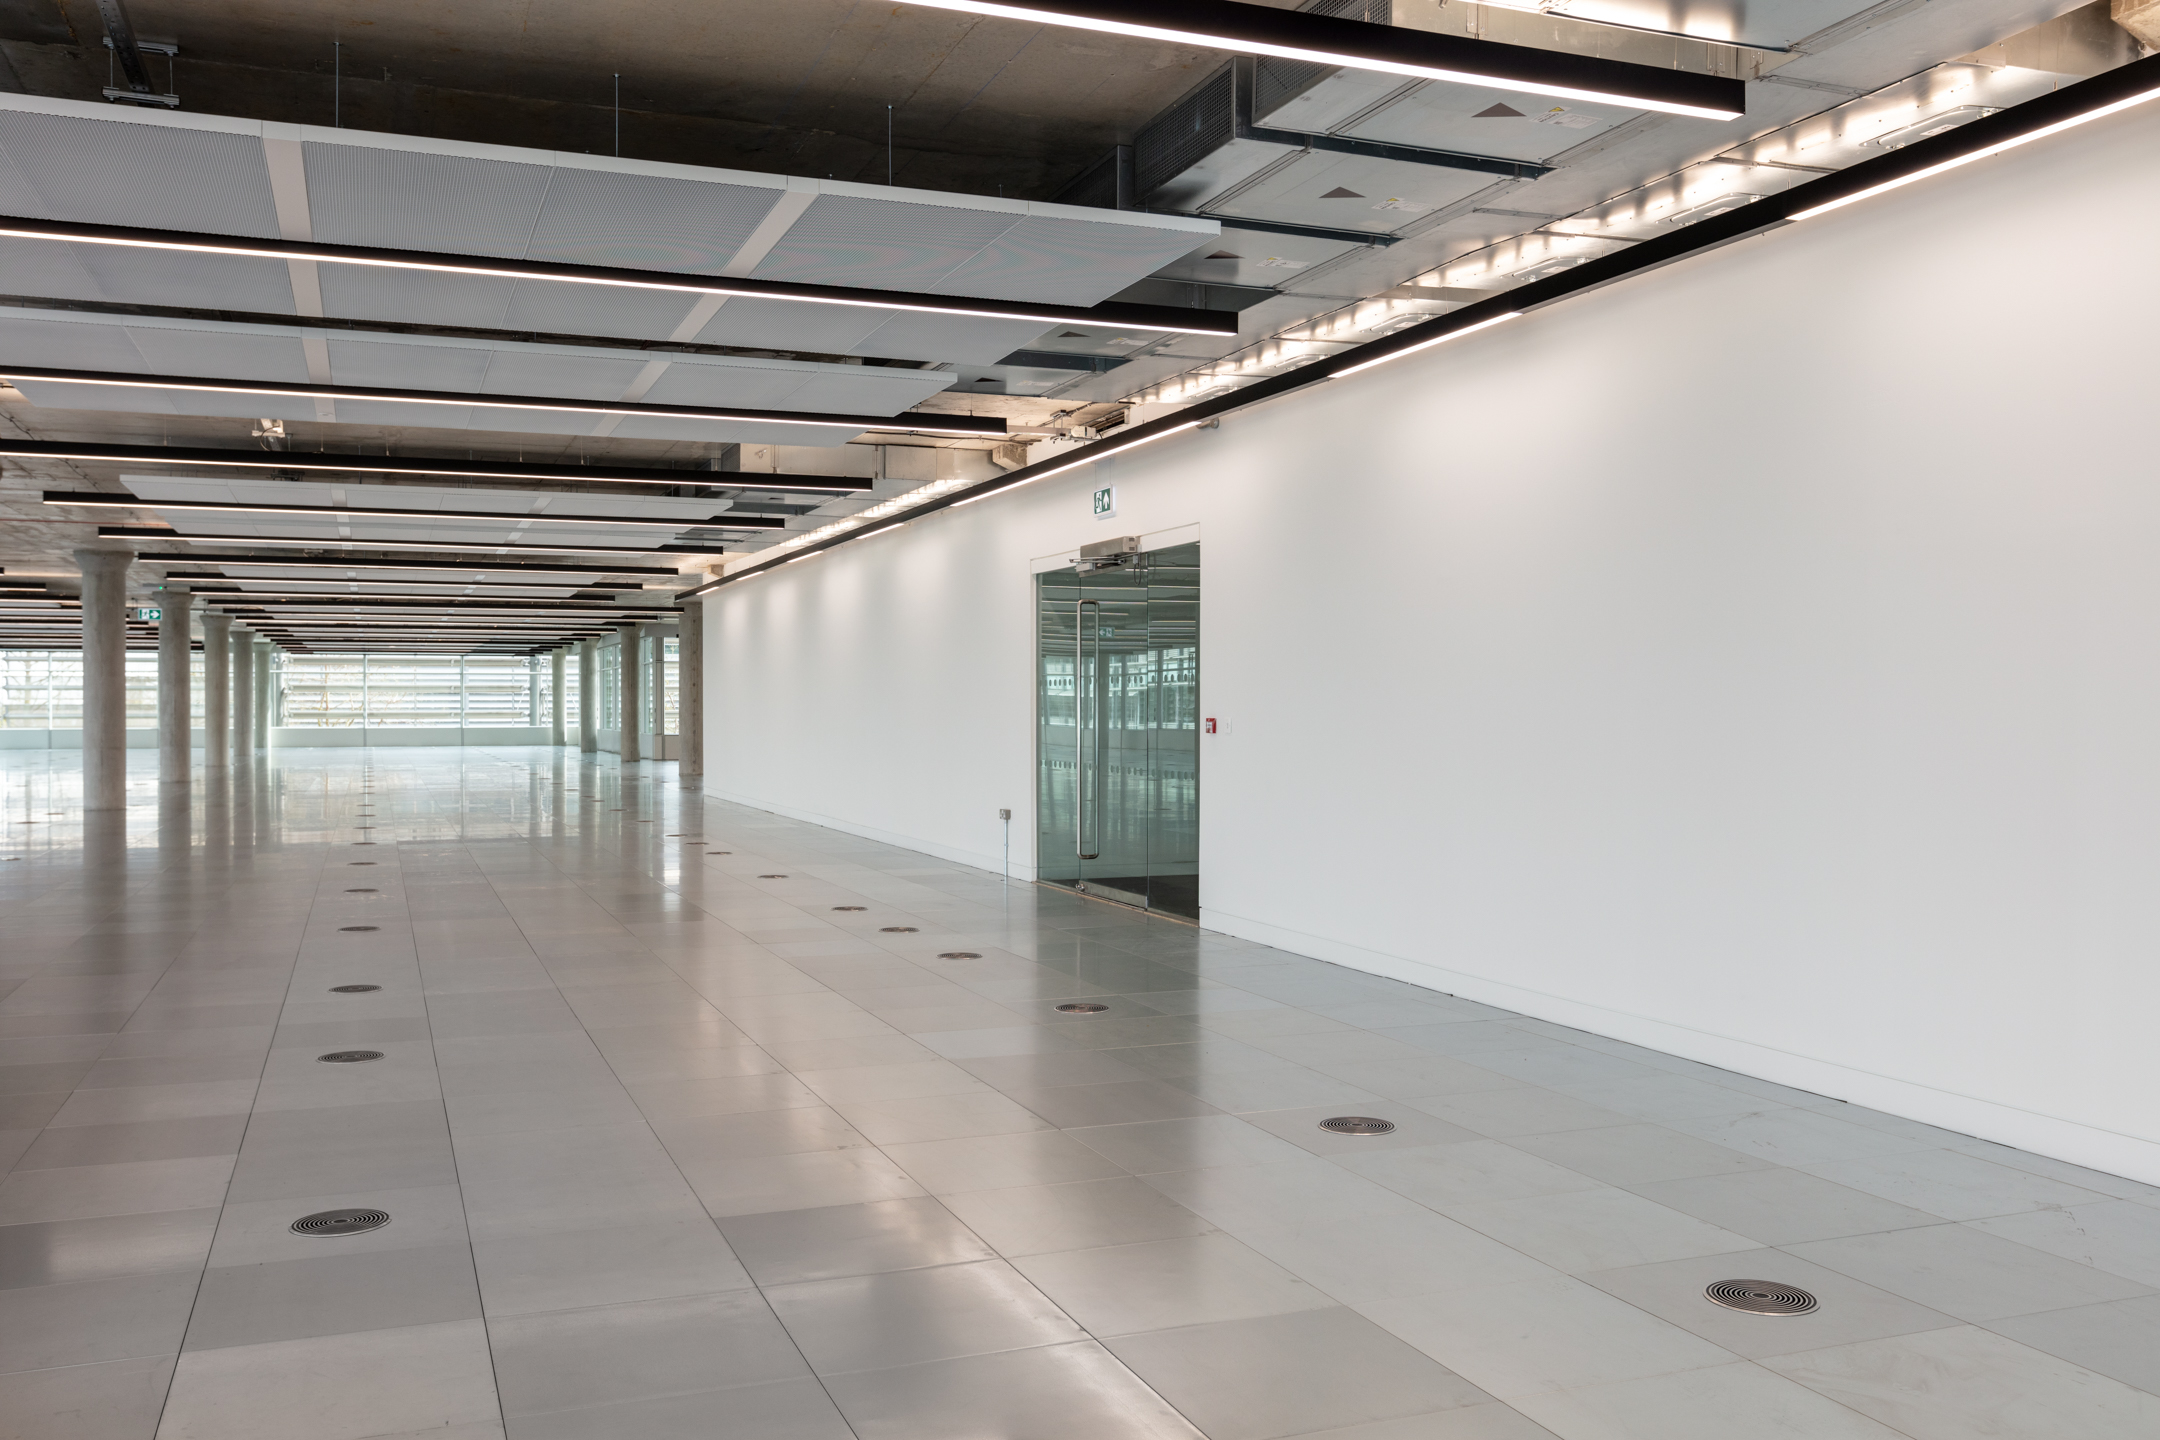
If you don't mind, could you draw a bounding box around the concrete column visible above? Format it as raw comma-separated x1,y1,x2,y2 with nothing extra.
231,628,254,763
156,587,193,785
677,601,703,784
202,611,230,776
252,639,273,749
577,640,597,753
617,623,641,763
75,548,132,811
527,657,542,726
550,649,567,746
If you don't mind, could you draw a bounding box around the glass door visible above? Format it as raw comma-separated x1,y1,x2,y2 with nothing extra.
1037,541,1199,919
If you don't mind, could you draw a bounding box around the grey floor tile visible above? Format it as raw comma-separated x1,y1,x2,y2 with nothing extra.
0,1267,201,1372
883,1128,1128,1194
1276,1405,1561,1439
940,1175,1214,1257
184,1242,481,1351
1357,1272,1737,1399
1014,1232,1335,1337
1334,1139,1605,1211
1509,1122,1773,1186
718,1195,994,1284
1765,1325,2160,1438
472,1217,752,1317
1578,1248,1960,1359
1443,1186,1758,1274
490,1289,809,1417
1987,1292,2160,1394
156,1318,501,1440
1410,1088,1636,1139
0,1154,236,1225
12,1113,248,1170
1069,1114,1329,1175
1107,1306,1493,1440
1966,1200,2160,1287
1509,1359,1910,1439
1664,1109,1930,1168
683,1146,928,1217
765,1258,1083,1373
225,1099,457,1201
0,1352,178,1440
504,1375,853,1440
1784,1222,2154,1321
1624,1167,1943,1246
1806,1147,2119,1221
0,1207,218,1289
820,1339,1203,1440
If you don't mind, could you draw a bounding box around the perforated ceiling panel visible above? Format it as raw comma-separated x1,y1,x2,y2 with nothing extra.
523,166,783,273
121,326,310,382
71,246,298,315
691,297,892,356
0,237,105,302
494,282,703,346
316,266,519,331
0,106,281,237
323,338,495,393
930,213,1222,305
850,312,1061,365
124,477,735,521
750,195,1023,291
0,315,153,372
303,139,556,257
600,413,863,447
475,351,655,403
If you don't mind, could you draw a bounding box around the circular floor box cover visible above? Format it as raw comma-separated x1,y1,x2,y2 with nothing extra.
339,925,380,932
880,926,919,933
1706,1281,1819,1315
1056,1002,1110,1013
330,984,381,993
939,952,982,959
292,1208,390,1237
833,906,867,911
318,1050,384,1064
1318,1116,1397,1136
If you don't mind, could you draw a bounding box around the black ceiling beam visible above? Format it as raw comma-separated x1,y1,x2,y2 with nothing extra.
136,554,680,576
898,1,1744,120
0,364,1006,439
96,527,729,557
0,439,876,494
47,491,786,530
0,214,1241,338
172,575,646,592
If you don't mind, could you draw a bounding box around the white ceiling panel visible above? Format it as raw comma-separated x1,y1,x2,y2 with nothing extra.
599,414,864,447
69,245,298,315
495,281,704,343
750,195,1024,291
690,297,894,355
122,327,310,383
317,265,519,330
523,167,783,273
634,363,816,411
323,338,496,393
475,352,656,403
11,377,186,415
0,236,107,302
0,106,280,236
303,140,556,257
0,315,156,371
122,476,739,521
849,312,1059,365
204,564,623,585
930,213,1225,306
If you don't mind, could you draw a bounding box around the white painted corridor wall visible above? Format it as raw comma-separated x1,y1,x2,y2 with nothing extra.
702,100,2160,1185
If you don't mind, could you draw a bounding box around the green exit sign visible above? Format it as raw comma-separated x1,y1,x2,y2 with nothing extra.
1092,485,1117,519
131,607,162,622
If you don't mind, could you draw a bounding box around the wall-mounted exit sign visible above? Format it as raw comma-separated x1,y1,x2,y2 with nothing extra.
1092,485,1117,520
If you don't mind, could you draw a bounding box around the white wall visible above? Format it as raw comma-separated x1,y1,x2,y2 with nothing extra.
705,102,2160,1183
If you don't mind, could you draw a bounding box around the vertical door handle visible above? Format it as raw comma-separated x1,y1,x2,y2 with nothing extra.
1077,598,1099,860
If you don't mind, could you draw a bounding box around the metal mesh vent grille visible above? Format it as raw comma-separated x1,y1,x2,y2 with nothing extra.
1318,1116,1397,1135
1135,64,1239,202
1053,148,1126,212
1255,1,1394,120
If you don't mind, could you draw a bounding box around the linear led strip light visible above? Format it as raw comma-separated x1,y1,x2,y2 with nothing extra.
44,492,785,530
0,367,1004,441
97,528,726,559
901,0,1743,119
0,440,875,495
0,217,1239,338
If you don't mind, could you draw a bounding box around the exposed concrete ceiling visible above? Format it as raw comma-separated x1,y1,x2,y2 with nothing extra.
1,0,1297,196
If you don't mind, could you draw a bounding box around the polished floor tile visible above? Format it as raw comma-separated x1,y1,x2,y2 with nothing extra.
3,746,2156,1439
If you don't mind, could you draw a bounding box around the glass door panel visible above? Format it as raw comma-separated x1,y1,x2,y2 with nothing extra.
1036,542,1199,919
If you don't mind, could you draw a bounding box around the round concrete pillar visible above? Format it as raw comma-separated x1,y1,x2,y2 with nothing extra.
202,611,230,776
74,548,133,811
677,600,703,785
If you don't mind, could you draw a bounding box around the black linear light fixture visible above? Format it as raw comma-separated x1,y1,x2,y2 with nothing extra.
693,52,2160,593
46,491,787,530
900,0,1744,119
0,215,1241,337
97,528,729,558
136,554,680,576
0,440,877,495
0,366,1007,440
176,576,648,593
193,589,646,603
211,599,674,613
